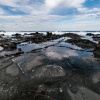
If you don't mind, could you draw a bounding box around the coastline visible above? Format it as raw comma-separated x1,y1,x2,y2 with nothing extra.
0,31,100,100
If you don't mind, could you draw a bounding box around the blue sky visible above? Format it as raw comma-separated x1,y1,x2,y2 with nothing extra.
0,0,100,31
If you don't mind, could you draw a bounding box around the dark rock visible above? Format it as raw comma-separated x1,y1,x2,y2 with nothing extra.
93,50,100,58
66,38,96,49
46,32,52,37
32,33,45,43
93,41,100,58
86,33,94,36
93,34,100,38
12,33,22,39
0,40,17,51
62,33,82,39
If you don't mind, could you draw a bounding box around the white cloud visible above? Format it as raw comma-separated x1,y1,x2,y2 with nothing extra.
0,12,100,31
0,14,65,23
77,7,100,14
1,17,100,31
73,12,100,20
45,0,86,10
0,0,86,15
0,0,38,15
31,0,86,16
0,0,20,7
0,0,100,31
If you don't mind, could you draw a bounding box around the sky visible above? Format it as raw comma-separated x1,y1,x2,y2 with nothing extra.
0,0,100,31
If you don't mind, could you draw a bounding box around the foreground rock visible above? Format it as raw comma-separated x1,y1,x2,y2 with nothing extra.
0,52,100,100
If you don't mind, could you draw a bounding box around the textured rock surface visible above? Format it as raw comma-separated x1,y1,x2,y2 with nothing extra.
0,36,100,100
5,64,20,76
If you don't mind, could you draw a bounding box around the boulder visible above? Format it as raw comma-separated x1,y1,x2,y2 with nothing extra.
86,33,94,36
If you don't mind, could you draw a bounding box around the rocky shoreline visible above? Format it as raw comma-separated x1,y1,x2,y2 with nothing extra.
0,52,100,100
0,32,100,100
0,32,100,57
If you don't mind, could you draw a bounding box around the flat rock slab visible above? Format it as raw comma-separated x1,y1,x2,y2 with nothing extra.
0,52,100,100
24,55,45,72
31,65,66,79
5,63,20,77
12,53,46,74
0,57,13,70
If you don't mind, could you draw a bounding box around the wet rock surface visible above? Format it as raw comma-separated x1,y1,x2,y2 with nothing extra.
0,33,100,100
0,52,100,100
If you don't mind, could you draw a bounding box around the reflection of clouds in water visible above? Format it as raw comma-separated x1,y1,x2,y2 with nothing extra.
44,47,78,60
17,44,42,52
17,41,58,52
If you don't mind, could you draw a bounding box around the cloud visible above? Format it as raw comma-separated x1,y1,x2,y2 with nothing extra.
45,0,86,10
0,14,65,23
77,7,100,14
0,0,38,15
0,13,100,31
0,0,100,31
1,19,100,31
0,0,86,15
0,0,97,17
